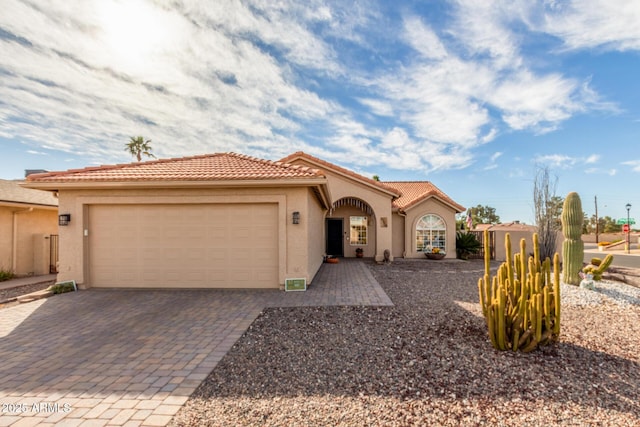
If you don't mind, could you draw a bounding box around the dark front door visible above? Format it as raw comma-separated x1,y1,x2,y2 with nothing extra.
326,218,344,257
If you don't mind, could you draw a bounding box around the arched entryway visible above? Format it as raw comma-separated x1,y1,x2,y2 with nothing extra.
326,197,376,258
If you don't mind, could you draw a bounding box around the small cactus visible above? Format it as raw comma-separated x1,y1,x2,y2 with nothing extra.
561,192,584,285
583,254,614,281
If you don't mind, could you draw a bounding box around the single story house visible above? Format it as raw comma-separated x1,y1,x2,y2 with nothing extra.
24,152,464,289
0,179,58,276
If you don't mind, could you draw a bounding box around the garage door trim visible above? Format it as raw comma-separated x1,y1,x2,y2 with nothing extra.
79,195,287,287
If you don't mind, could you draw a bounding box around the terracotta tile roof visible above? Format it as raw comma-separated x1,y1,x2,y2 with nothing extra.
279,151,400,196
383,181,465,213
26,153,325,183
0,179,58,207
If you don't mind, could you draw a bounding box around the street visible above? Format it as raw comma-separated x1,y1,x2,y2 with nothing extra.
584,243,640,269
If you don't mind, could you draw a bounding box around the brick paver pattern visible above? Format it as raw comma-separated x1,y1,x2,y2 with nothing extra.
0,259,391,426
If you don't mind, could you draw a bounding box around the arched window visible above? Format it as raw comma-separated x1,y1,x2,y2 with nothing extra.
416,214,446,252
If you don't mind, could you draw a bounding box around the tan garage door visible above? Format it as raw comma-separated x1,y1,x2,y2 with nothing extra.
88,204,279,288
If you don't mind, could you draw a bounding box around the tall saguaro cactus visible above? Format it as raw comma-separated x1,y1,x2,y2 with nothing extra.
561,192,584,285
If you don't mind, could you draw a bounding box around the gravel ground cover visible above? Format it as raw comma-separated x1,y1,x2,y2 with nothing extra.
171,259,640,426
0,280,54,307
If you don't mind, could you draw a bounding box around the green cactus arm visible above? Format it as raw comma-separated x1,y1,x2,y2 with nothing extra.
520,239,527,285
553,253,561,336
478,278,487,316
533,233,540,271
595,254,614,274
497,289,507,350
484,229,491,275
535,294,543,342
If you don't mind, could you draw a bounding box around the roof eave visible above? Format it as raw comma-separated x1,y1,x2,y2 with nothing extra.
283,154,400,198
0,200,58,210
401,195,465,213
22,178,329,191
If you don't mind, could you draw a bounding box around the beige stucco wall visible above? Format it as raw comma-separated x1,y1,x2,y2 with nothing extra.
493,230,534,262
0,206,58,275
306,188,326,282
402,198,458,259
287,159,395,262
391,212,405,258
56,186,322,288
490,230,564,261
0,208,12,271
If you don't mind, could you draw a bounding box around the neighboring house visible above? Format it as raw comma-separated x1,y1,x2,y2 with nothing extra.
0,179,58,276
473,221,538,261
24,152,464,289
488,222,539,261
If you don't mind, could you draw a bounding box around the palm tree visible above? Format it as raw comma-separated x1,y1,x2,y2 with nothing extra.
125,136,156,162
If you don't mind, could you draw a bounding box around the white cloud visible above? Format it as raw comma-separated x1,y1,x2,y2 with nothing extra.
534,154,577,168
535,0,640,51
585,154,600,164
622,160,640,172
403,16,447,60
535,153,603,169
449,0,523,67
357,98,394,117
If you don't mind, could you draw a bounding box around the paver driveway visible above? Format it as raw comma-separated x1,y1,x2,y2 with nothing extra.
0,260,392,426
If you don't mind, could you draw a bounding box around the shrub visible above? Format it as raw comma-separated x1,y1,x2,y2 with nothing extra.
0,269,15,282
456,231,481,260
47,282,76,294
597,242,610,247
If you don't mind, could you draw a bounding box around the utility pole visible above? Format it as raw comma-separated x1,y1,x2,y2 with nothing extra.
594,195,599,244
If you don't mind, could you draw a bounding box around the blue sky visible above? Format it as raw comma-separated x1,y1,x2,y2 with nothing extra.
1,0,639,224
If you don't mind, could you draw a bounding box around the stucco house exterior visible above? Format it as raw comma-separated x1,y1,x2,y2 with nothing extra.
0,179,58,276
24,152,464,289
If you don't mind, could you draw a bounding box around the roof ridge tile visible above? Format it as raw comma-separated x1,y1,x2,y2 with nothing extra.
27,152,325,183
279,151,398,195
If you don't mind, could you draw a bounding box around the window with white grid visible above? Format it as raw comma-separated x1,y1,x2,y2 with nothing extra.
350,216,367,245
416,214,446,252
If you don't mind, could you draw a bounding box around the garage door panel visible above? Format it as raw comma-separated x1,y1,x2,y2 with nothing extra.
89,203,279,288
207,226,228,240
206,248,229,263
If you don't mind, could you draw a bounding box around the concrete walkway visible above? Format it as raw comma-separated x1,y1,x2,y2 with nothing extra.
0,274,57,291
0,259,391,426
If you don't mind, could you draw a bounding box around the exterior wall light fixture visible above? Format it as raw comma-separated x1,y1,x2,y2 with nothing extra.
58,214,71,226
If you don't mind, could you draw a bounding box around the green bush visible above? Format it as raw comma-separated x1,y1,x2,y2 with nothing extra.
47,282,76,294
0,269,15,282
456,231,482,260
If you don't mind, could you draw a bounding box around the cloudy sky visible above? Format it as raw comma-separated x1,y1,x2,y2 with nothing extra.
1,0,639,223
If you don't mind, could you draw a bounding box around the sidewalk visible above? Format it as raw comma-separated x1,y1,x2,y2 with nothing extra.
0,274,57,290
585,248,640,256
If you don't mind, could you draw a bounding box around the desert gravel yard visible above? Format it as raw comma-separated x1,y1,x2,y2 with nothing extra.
170,259,640,427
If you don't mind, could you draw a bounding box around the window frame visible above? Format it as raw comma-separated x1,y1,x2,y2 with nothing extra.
349,215,368,246
416,214,446,252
